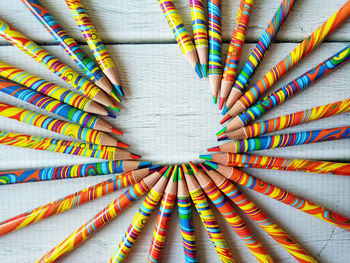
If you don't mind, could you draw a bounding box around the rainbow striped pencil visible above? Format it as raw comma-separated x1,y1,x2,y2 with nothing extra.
224,0,296,112
206,162,350,230
0,167,158,236
209,126,350,153
0,102,125,146
109,167,172,263
227,1,350,118
0,18,118,111
221,45,350,128
37,167,167,263
202,163,317,262
65,0,124,96
177,166,197,262
200,153,350,176
21,0,120,102
0,160,152,185
158,0,202,78
0,78,121,134
0,130,139,160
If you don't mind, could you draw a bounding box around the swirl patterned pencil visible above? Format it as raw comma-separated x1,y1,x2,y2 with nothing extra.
0,167,158,236
220,0,254,110
65,0,124,97
177,166,197,263
196,163,273,263
0,61,109,116
200,153,350,176
224,0,296,111
208,0,222,103
183,163,235,263
158,0,202,78
221,45,350,127
202,163,317,263
0,78,121,134
227,1,350,118
37,167,167,263
189,0,208,76
0,130,140,160
109,166,172,263
206,162,350,230
209,126,350,153
0,160,153,185
0,102,125,146
21,0,120,102
147,166,178,263
0,18,119,111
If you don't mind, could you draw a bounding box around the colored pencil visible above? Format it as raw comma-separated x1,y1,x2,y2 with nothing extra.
223,0,296,112
0,160,153,185
21,0,120,102
208,0,222,103
0,61,109,116
202,163,317,262
0,18,119,111
0,102,125,146
209,126,350,153
109,166,172,263
182,163,235,263
195,163,273,263
200,153,350,176
205,162,350,230
0,130,139,160
219,0,253,110
65,0,124,97
221,45,350,127
37,167,167,263
219,99,350,140
189,0,208,77
158,0,202,78
177,166,197,263
147,166,178,263
226,1,350,118
0,78,121,134
0,167,158,237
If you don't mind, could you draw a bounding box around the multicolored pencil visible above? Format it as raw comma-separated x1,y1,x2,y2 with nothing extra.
158,0,202,78
209,126,350,153
21,0,120,102
109,166,172,263
0,160,152,185
37,167,167,263
205,162,350,230
226,1,350,118
200,153,350,176
65,0,124,97
0,167,158,237
224,0,296,112
0,130,139,160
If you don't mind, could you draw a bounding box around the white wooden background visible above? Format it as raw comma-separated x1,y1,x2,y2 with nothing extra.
0,0,349,262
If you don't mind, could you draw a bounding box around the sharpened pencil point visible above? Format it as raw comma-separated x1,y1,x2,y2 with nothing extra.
181,163,190,175
107,111,117,118
199,154,212,160
204,161,218,169
220,114,232,124
163,166,173,178
188,161,199,174
108,104,120,112
207,146,220,152
116,141,129,148
216,127,227,136
201,64,208,77
218,135,229,141
111,128,123,135
130,153,141,159
110,88,121,102
222,105,228,115
212,95,217,104
195,62,203,78
139,161,152,168
200,163,211,172
159,166,169,175
149,165,161,172
219,98,225,110
113,84,124,97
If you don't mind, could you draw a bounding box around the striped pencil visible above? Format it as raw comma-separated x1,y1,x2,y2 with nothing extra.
0,130,139,160
0,167,158,236
21,0,120,102
0,78,121,134
209,126,350,153
37,167,168,263
223,0,296,112
65,0,124,97
226,1,350,118
205,162,350,230
0,160,152,185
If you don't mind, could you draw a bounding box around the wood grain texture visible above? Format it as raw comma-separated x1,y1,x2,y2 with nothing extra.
0,0,349,262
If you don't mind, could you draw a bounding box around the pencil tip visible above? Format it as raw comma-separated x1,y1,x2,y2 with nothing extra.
207,146,220,152
111,128,123,135
188,161,199,174
195,62,203,78
220,114,232,124
107,111,117,118
113,84,124,97
159,166,169,175
212,95,217,104
117,141,129,148
164,166,173,178
139,161,152,168
200,163,210,171
201,64,207,77
204,161,218,169
219,98,225,110
218,135,229,141
222,106,228,115
181,163,190,174
130,153,141,159
149,165,161,172
216,127,227,136
108,104,120,112
199,154,212,160
110,88,121,102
